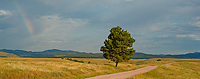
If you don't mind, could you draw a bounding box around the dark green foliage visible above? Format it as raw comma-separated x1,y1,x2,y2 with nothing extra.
157,59,161,61
66,58,84,63
88,61,90,64
66,58,72,60
100,26,135,67
61,57,64,59
80,60,84,63
51,52,103,58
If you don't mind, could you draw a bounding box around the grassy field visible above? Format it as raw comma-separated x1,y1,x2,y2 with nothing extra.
128,59,200,79
0,58,198,79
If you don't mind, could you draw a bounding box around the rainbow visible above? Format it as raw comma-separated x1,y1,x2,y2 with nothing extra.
15,1,34,36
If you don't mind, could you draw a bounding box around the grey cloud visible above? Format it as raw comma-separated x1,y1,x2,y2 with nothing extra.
1,0,200,54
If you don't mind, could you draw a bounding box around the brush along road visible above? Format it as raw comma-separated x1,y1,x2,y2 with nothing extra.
85,63,174,79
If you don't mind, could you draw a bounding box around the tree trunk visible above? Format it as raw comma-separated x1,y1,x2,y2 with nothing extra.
116,62,118,67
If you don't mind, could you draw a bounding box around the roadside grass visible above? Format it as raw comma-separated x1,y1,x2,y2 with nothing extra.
0,58,179,79
128,59,200,79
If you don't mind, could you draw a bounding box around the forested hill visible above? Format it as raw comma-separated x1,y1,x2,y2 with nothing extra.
134,52,200,59
0,49,200,58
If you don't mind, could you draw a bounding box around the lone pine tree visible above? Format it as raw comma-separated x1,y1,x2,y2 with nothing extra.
100,26,135,67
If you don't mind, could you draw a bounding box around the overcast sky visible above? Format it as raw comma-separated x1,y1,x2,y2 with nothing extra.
0,0,200,54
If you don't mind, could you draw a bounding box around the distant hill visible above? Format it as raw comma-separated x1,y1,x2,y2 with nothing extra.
0,49,199,58
0,49,80,58
133,52,157,59
0,52,20,58
153,52,200,59
179,52,200,58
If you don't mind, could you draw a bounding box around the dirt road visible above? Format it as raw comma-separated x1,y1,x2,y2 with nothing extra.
85,63,174,79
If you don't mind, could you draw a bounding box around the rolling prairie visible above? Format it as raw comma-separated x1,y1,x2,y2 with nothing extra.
0,58,199,79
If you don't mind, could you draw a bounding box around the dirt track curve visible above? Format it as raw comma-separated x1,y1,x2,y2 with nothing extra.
85,63,174,79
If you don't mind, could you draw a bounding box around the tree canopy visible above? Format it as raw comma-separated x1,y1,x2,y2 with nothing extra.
100,26,135,67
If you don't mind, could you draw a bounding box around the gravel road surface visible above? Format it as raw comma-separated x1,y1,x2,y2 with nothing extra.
85,63,174,79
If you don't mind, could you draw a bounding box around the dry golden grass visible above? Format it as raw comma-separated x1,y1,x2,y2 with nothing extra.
0,52,20,58
128,59,200,79
0,58,186,79
0,58,143,79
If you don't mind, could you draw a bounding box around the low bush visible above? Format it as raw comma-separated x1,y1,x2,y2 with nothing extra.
157,59,161,61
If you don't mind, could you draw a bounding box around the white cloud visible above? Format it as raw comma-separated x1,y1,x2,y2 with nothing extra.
31,14,89,50
0,10,12,16
159,35,168,38
196,17,200,20
176,35,187,38
35,14,88,35
150,26,161,31
125,0,133,2
194,21,200,27
189,35,200,40
176,34,200,40
41,40,68,43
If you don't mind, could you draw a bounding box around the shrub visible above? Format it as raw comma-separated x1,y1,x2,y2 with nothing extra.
80,60,84,63
157,59,161,61
66,58,72,60
88,61,90,64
